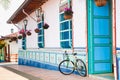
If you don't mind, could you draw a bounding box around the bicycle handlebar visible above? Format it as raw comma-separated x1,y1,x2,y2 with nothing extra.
72,53,77,55
64,51,77,56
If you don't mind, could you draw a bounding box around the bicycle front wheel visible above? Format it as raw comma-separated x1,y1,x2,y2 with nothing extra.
76,59,87,77
58,60,75,75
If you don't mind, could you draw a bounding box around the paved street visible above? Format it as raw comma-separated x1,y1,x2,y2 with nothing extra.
0,62,102,80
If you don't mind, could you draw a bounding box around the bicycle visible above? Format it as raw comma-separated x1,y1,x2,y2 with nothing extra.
58,51,87,77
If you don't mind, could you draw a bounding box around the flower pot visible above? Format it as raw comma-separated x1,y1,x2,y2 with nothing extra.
9,40,12,43
12,37,17,41
19,29,25,34
18,35,22,39
27,31,31,36
95,0,107,7
64,8,73,20
43,23,49,29
64,14,73,20
34,28,40,33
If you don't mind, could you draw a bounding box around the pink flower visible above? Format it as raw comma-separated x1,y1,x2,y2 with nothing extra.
19,29,31,34
64,7,73,15
19,29,25,34
64,7,72,11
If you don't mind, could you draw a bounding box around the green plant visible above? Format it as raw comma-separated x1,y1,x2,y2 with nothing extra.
64,8,73,19
64,8,73,15
0,44,5,49
18,35,22,39
19,29,31,37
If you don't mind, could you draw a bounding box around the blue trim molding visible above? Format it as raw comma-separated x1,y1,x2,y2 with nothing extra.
18,58,58,71
18,50,86,74
116,47,120,50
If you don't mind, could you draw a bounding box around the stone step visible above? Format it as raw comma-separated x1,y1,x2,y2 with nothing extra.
89,73,115,80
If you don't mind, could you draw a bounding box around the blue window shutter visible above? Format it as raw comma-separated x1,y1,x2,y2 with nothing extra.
22,37,26,50
22,25,27,50
38,14,44,48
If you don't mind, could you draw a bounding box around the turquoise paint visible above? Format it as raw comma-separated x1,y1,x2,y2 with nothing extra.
22,25,27,50
18,50,86,65
18,58,83,75
38,19,44,48
87,0,112,74
22,38,26,50
18,50,86,75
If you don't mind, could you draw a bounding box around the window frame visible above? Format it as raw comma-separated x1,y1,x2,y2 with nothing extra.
59,0,72,48
37,14,44,48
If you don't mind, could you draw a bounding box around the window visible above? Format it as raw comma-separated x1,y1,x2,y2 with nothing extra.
38,14,44,48
59,0,72,48
22,37,26,50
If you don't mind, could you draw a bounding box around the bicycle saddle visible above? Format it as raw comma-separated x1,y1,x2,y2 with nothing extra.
64,51,68,55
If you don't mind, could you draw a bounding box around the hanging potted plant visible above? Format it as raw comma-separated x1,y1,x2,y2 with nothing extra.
12,37,17,41
26,30,32,36
94,0,107,7
64,7,73,20
19,29,31,37
19,29,25,34
34,28,40,33
9,40,12,43
43,23,49,29
18,35,23,39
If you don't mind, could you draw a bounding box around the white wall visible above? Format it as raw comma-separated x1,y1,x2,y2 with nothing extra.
10,41,18,54
73,0,86,47
42,0,60,48
5,40,18,54
116,0,120,48
18,0,87,49
18,13,38,49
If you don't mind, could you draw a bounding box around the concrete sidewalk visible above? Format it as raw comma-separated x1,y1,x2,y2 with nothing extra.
0,67,29,80
3,64,101,80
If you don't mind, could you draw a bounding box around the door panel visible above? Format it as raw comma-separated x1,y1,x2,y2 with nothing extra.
87,0,112,74
94,19,109,35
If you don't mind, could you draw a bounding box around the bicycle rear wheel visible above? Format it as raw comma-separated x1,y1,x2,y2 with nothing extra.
76,59,87,77
58,60,75,75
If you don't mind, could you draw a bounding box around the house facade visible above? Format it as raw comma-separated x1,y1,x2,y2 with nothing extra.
0,32,18,62
7,0,119,79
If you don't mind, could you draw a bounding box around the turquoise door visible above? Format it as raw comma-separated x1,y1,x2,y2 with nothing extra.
87,0,112,74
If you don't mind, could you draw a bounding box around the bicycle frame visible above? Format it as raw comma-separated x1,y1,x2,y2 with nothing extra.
64,52,78,70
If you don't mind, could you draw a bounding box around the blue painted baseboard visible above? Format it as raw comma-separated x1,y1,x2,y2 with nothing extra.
18,58,58,71
18,58,82,75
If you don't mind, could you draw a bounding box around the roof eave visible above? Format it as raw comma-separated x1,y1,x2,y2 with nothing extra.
7,0,31,24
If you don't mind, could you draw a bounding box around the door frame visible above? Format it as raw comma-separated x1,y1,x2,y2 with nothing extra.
87,0,113,74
